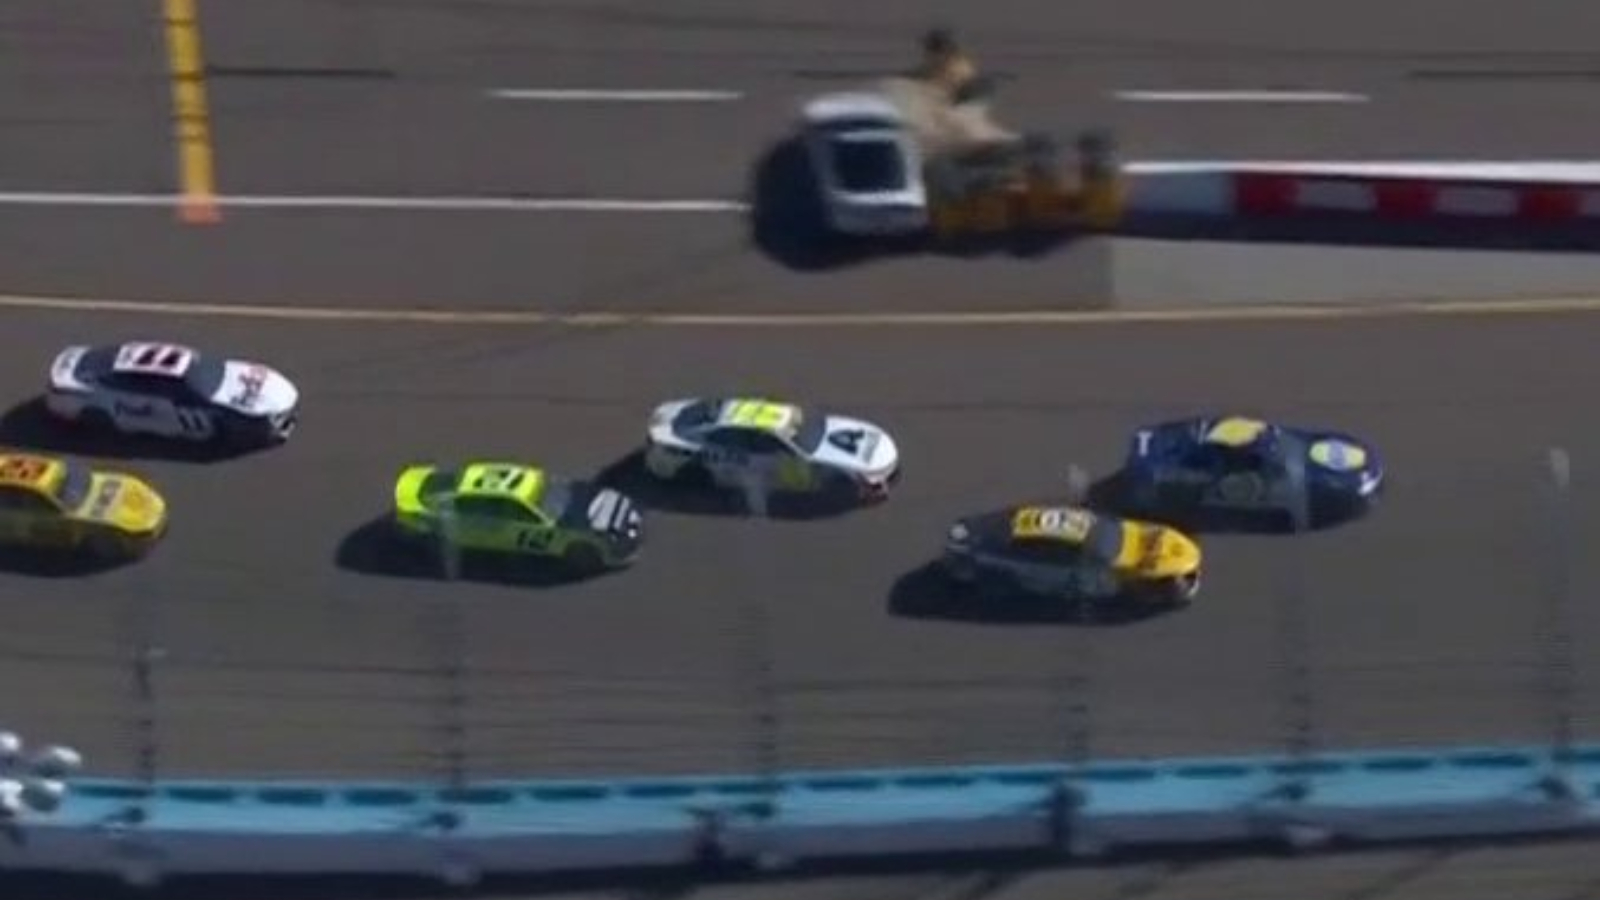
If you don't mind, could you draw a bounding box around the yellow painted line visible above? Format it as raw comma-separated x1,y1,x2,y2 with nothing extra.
6,292,1600,328
160,0,220,224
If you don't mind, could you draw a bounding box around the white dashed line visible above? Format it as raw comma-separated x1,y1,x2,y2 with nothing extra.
0,191,748,213
1113,90,1370,104
486,88,744,103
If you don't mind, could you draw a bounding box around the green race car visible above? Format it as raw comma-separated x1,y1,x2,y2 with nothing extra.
392,461,643,571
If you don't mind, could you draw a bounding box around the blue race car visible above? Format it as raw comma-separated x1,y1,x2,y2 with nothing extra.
1120,415,1383,526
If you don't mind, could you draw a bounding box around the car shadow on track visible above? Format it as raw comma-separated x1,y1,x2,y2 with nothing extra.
333,516,611,589
746,136,1078,272
886,562,1175,627
593,450,867,521
0,545,139,579
0,398,264,465
1083,471,1370,536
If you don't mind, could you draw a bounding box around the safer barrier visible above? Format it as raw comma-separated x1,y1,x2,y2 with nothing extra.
4,744,1600,887
1121,161,1600,222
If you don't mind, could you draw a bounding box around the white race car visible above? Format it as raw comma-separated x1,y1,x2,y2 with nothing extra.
644,397,901,502
800,92,929,237
45,341,299,447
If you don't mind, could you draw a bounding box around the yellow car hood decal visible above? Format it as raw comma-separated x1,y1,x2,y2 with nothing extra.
1117,522,1202,580
78,474,167,535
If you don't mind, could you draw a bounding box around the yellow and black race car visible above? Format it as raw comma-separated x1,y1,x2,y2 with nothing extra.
0,451,167,559
392,461,642,572
940,503,1201,606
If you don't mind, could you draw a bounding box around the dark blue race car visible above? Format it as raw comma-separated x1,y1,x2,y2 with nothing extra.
1120,415,1384,526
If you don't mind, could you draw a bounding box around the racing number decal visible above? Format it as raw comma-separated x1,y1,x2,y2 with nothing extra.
517,527,553,551
176,407,211,436
725,401,791,431
828,429,866,454
0,457,49,484
1013,507,1093,541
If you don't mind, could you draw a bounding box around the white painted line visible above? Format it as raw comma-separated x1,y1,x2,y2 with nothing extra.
487,88,743,103
1114,90,1370,104
0,191,749,213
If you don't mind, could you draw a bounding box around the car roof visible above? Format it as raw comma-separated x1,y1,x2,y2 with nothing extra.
1201,416,1274,448
713,398,804,436
109,341,198,378
802,92,903,128
1008,505,1099,545
0,453,66,493
455,463,545,505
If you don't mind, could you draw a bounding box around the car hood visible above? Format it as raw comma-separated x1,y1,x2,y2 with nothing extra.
77,473,167,535
1123,522,1203,579
809,415,897,475
210,361,298,416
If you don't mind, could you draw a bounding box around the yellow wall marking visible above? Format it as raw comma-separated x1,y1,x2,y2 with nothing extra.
161,0,220,224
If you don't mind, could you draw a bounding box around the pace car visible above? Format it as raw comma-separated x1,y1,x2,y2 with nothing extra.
941,503,1202,606
0,452,167,558
1121,415,1383,523
801,92,929,237
45,341,299,447
392,461,642,571
644,397,900,502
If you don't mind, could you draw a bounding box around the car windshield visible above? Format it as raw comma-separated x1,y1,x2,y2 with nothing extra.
1083,517,1127,563
183,355,228,398
790,413,829,454
54,461,93,509
829,136,907,193
534,476,572,520
674,400,720,433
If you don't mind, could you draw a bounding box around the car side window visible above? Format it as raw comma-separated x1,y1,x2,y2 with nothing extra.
104,372,191,402
705,428,788,455
451,496,529,521
1009,539,1080,565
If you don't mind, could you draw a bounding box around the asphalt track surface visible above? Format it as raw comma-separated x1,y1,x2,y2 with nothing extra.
7,1,1600,898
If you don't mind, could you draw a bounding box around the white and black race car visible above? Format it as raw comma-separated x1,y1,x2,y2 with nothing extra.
644,396,900,502
45,341,299,447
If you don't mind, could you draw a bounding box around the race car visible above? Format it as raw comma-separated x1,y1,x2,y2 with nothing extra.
45,341,299,447
941,503,1201,606
0,452,167,559
392,461,642,571
801,92,930,237
643,397,901,502
1121,415,1384,523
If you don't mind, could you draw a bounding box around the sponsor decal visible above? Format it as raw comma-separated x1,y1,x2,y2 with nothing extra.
229,365,269,409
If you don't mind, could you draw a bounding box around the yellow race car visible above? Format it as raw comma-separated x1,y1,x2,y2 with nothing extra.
941,503,1201,606
392,461,642,571
0,452,168,558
